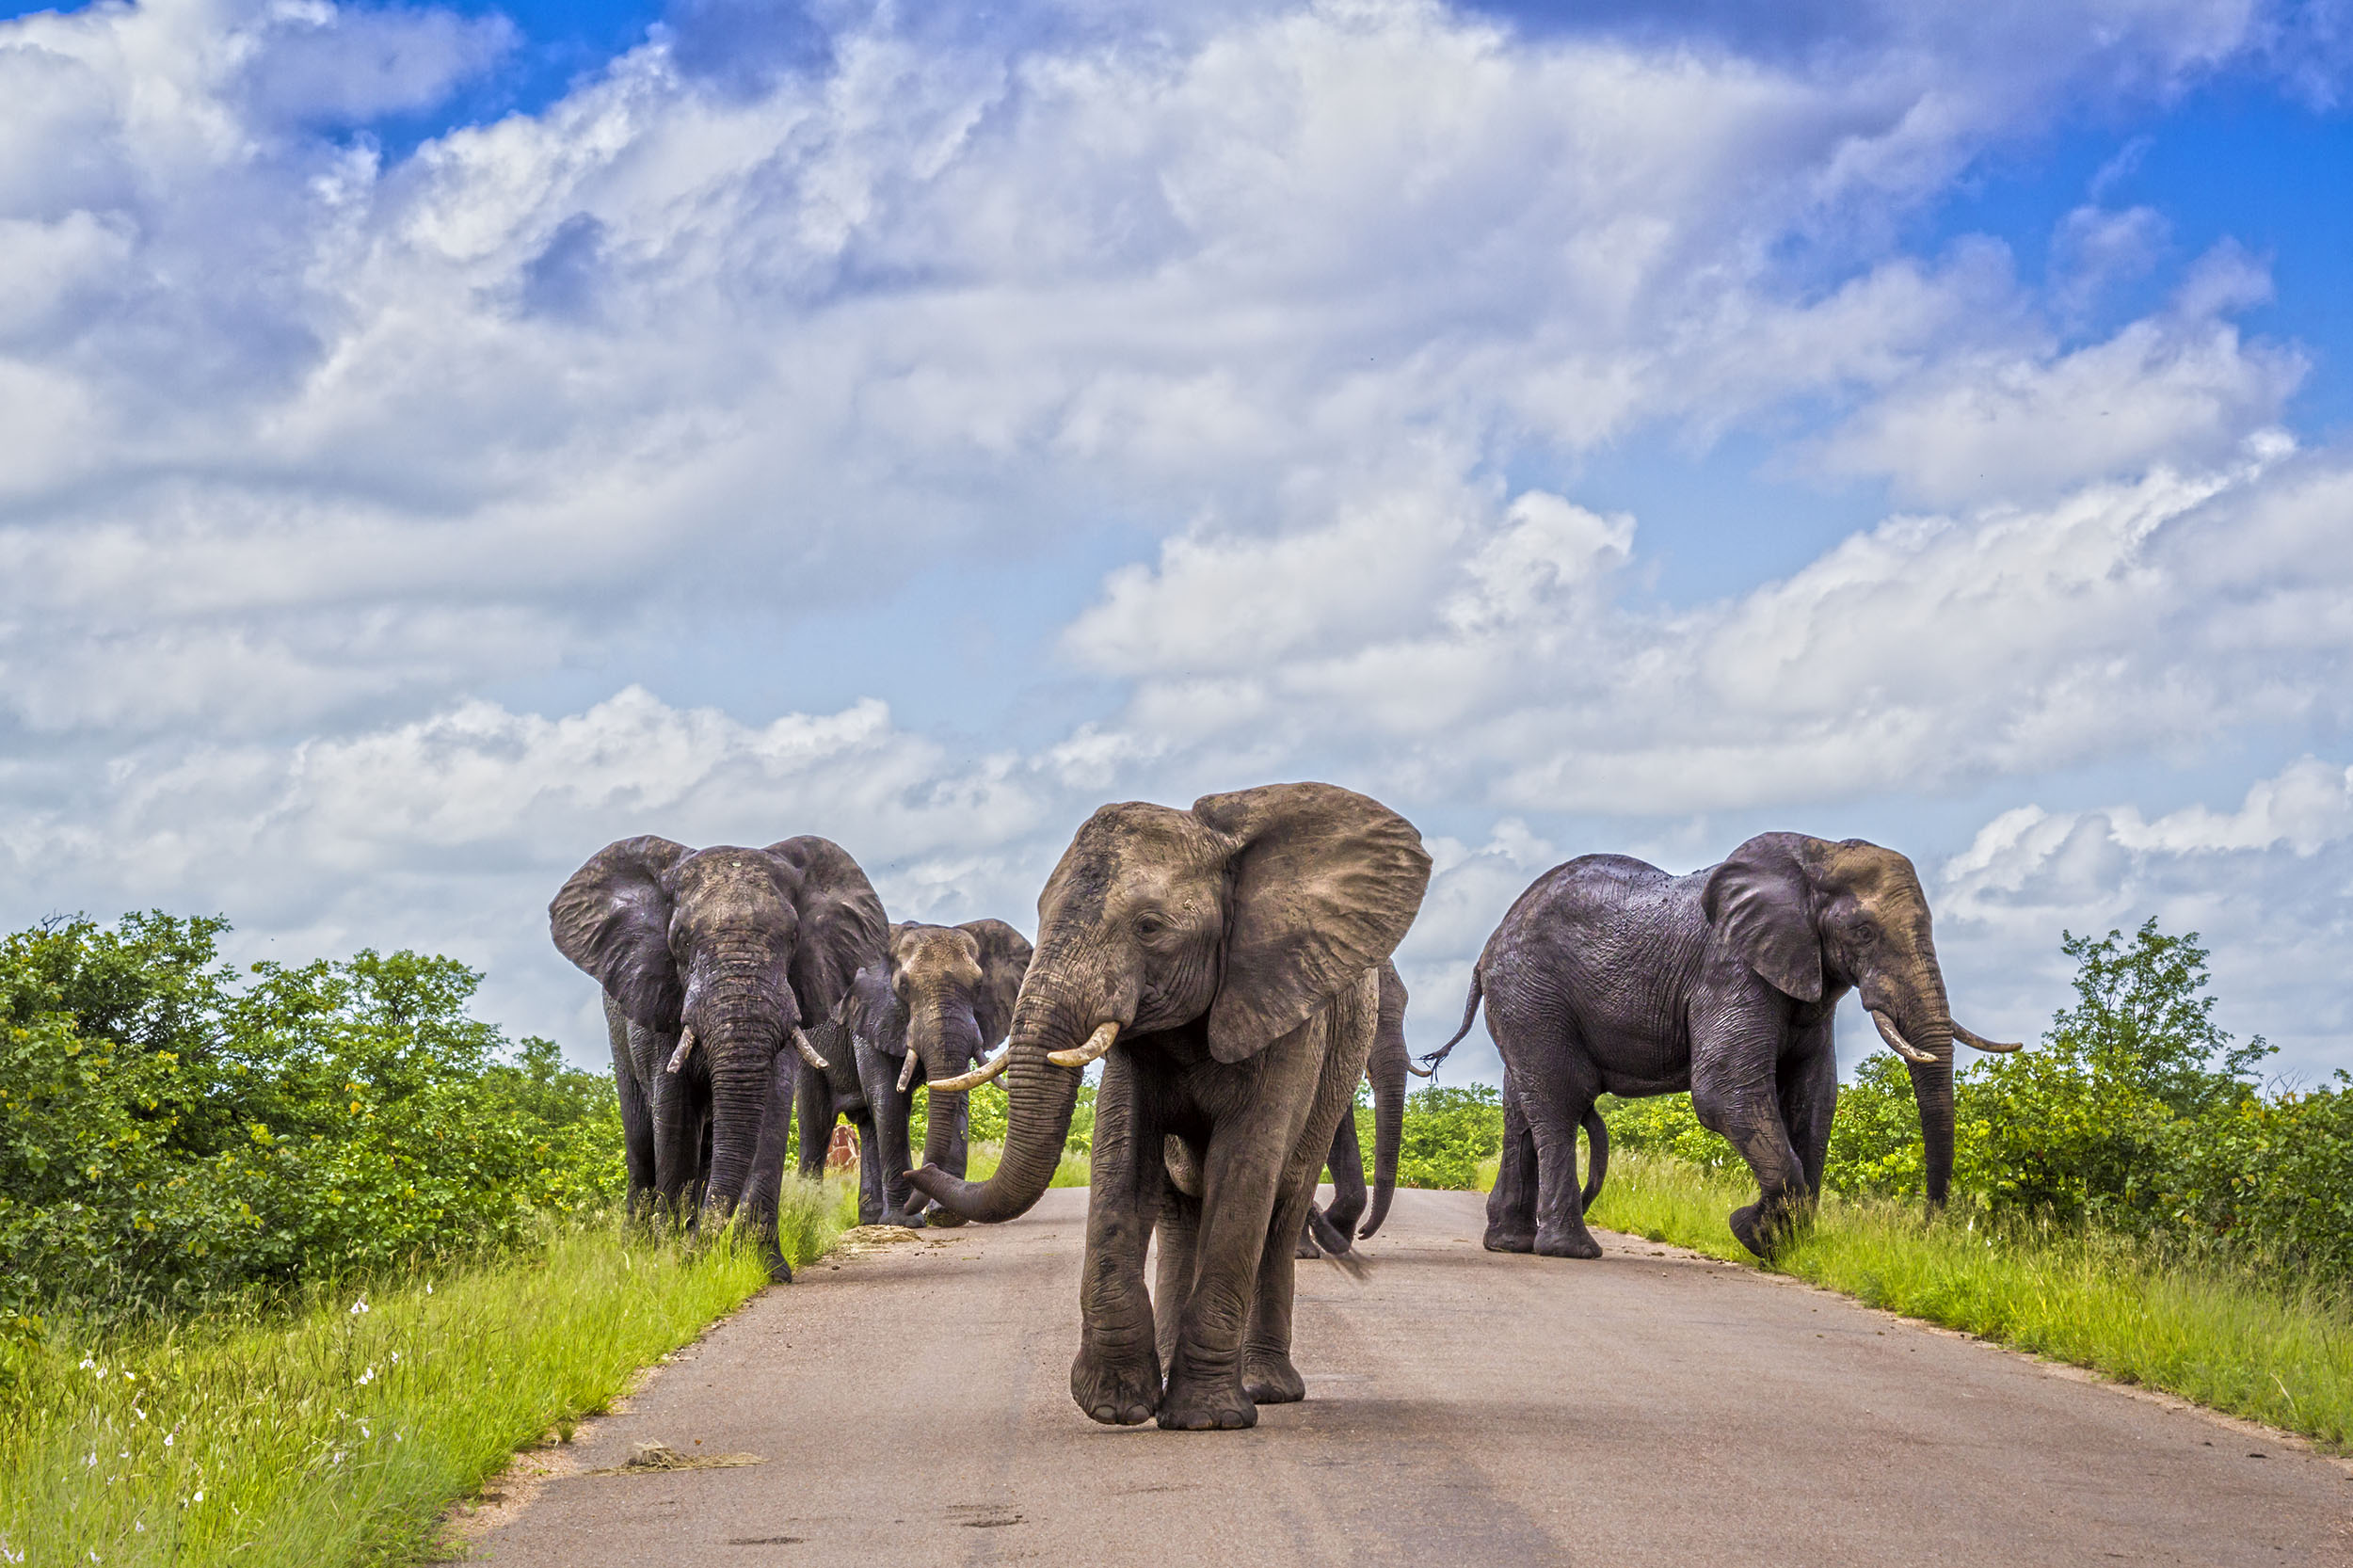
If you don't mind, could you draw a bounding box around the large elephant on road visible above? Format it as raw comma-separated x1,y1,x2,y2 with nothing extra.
552,836,886,1279
1295,959,1414,1257
912,782,1430,1431
1425,833,2018,1261
799,918,1032,1227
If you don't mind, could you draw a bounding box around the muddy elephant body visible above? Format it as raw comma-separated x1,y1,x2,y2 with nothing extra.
552,835,886,1278
1295,959,1412,1257
910,782,1430,1431
1433,834,2018,1261
800,919,1031,1227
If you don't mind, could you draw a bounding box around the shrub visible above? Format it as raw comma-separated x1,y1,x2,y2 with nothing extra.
0,913,622,1343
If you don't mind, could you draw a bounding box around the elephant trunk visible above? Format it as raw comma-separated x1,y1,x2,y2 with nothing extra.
690,952,788,1223
911,1003,980,1225
907,981,1088,1224
1360,987,1408,1240
1874,949,1957,1211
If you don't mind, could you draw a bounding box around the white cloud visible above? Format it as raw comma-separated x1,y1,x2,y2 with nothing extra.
1938,756,2353,1079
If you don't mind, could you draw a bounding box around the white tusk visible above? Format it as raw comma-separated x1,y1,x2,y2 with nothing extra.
1869,1009,1941,1065
897,1050,919,1094
926,1048,1008,1093
665,1026,698,1074
793,1028,830,1071
1952,1019,2024,1053
1048,1020,1120,1069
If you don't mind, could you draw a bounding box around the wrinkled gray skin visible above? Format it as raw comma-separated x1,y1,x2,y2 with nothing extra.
552,836,886,1280
910,782,1431,1431
1428,833,2015,1261
801,919,1031,1228
1294,960,1410,1258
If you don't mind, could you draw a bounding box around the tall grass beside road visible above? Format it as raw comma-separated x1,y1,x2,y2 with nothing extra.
0,1187,852,1568
1591,1151,2353,1449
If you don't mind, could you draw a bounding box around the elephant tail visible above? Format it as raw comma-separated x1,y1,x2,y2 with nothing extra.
1417,961,1483,1076
1581,1103,1609,1211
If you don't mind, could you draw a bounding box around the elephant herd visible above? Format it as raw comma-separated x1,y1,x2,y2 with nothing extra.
552,783,2019,1432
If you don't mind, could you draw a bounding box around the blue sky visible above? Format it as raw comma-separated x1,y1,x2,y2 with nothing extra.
2,0,2350,1087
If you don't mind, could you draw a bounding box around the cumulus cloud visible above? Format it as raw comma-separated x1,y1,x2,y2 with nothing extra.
1938,756,2353,1079
3,0,2349,1074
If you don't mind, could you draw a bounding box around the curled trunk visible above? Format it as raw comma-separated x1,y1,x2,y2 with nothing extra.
906,986,1085,1223
1359,993,1408,1239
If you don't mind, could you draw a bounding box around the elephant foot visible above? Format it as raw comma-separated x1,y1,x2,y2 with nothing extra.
762,1250,793,1284
1533,1224,1604,1260
1482,1224,1536,1253
1729,1203,1789,1259
1293,1233,1323,1260
1157,1378,1258,1432
1306,1208,1353,1256
1070,1344,1160,1427
1242,1352,1305,1405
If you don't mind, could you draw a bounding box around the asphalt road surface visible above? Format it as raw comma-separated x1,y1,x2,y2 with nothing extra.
472,1188,2351,1566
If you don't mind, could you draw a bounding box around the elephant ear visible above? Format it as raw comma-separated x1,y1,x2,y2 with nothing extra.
765,836,888,1028
1193,783,1432,1064
1701,832,1825,1003
841,960,906,1057
550,836,691,1030
957,918,1032,1051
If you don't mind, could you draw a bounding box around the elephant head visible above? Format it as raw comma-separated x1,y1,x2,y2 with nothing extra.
844,918,1032,1224
911,782,1431,1224
552,835,885,1229
1701,832,2019,1207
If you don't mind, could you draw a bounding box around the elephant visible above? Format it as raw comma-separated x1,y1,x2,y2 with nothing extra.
910,781,1431,1431
1294,958,1416,1258
1423,833,2019,1261
799,918,1032,1228
551,835,887,1279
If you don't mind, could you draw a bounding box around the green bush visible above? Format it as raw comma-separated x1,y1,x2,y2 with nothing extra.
1391,1083,1505,1189
0,913,623,1344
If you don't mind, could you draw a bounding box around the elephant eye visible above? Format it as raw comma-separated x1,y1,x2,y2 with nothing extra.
1850,920,1879,947
1133,912,1169,939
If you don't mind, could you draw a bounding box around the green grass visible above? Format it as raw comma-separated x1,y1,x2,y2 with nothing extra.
0,1175,857,1568
1590,1152,2353,1448
962,1140,1092,1189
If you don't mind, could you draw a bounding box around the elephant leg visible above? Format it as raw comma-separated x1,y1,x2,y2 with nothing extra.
1508,1029,1604,1259
1692,1046,1809,1258
738,1053,796,1281
1483,1070,1539,1252
853,1111,886,1226
648,1044,704,1228
857,1048,920,1226
1245,996,1374,1405
1159,1066,1316,1427
610,1022,657,1222
1154,1176,1202,1371
1072,1049,1167,1426
793,1072,831,1183
1780,1021,1838,1202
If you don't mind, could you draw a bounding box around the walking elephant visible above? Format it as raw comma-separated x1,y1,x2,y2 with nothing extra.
799,918,1032,1227
552,835,887,1279
909,782,1431,1431
1294,959,1416,1258
1425,833,2019,1261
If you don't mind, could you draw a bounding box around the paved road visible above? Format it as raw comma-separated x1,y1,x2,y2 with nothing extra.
473,1189,2351,1566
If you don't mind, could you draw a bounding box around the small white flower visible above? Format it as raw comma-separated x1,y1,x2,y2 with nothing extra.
349,1298,369,1315
192,1491,202,1504
424,1281,432,1295
358,1367,375,1385
78,1357,94,1370
164,1433,173,1447
360,1422,370,1438
330,1449,344,1465
389,1351,400,1365
133,1522,144,1534
132,1406,146,1421
84,1453,97,1468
